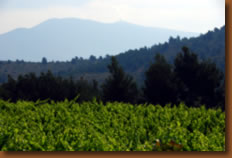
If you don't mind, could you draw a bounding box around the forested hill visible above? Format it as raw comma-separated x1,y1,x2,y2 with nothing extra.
0,25,225,85
116,25,225,72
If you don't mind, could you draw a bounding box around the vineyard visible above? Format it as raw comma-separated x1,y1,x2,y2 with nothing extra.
0,99,225,151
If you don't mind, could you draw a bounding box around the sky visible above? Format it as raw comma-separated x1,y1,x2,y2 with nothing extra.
0,0,225,35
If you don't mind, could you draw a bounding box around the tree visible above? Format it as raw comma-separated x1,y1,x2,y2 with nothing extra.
174,46,200,105
91,79,100,100
89,55,97,62
143,53,177,106
42,57,47,65
102,56,138,103
1,75,17,101
174,46,224,108
196,59,224,108
71,56,79,64
16,72,38,101
75,77,94,102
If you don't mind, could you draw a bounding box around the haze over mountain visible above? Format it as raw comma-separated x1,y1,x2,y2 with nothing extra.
0,18,199,61
0,25,224,85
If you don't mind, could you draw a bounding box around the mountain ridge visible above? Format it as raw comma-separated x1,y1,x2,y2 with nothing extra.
0,18,199,61
0,25,225,85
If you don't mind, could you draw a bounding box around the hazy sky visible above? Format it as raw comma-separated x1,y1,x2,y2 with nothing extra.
0,0,225,34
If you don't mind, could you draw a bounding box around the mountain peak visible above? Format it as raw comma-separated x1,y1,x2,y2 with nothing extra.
0,18,199,61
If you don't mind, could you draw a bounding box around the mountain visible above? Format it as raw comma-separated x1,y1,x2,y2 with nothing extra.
0,25,224,86
0,18,199,61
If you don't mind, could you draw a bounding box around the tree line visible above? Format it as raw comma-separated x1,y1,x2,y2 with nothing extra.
0,47,224,109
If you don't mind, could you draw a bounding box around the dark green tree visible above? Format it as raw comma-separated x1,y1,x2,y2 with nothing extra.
196,59,224,108
75,77,94,102
174,46,224,108
89,55,97,62
0,75,17,101
41,57,47,65
143,53,177,106
16,73,38,100
102,56,138,103
174,46,200,105
91,79,100,100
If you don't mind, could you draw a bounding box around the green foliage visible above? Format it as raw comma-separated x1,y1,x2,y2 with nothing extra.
0,47,225,109
0,71,99,102
102,57,139,103
174,47,224,108
0,99,225,151
143,53,177,105
141,47,224,109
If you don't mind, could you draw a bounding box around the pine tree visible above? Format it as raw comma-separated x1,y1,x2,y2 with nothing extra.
174,46,224,108
102,56,138,103
143,53,176,106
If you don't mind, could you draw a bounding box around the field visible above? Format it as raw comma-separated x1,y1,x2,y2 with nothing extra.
0,99,225,151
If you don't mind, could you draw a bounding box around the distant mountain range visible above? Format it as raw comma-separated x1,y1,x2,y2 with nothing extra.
0,24,225,85
0,18,199,61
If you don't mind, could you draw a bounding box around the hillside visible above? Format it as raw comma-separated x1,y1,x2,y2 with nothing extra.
0,25,225,85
